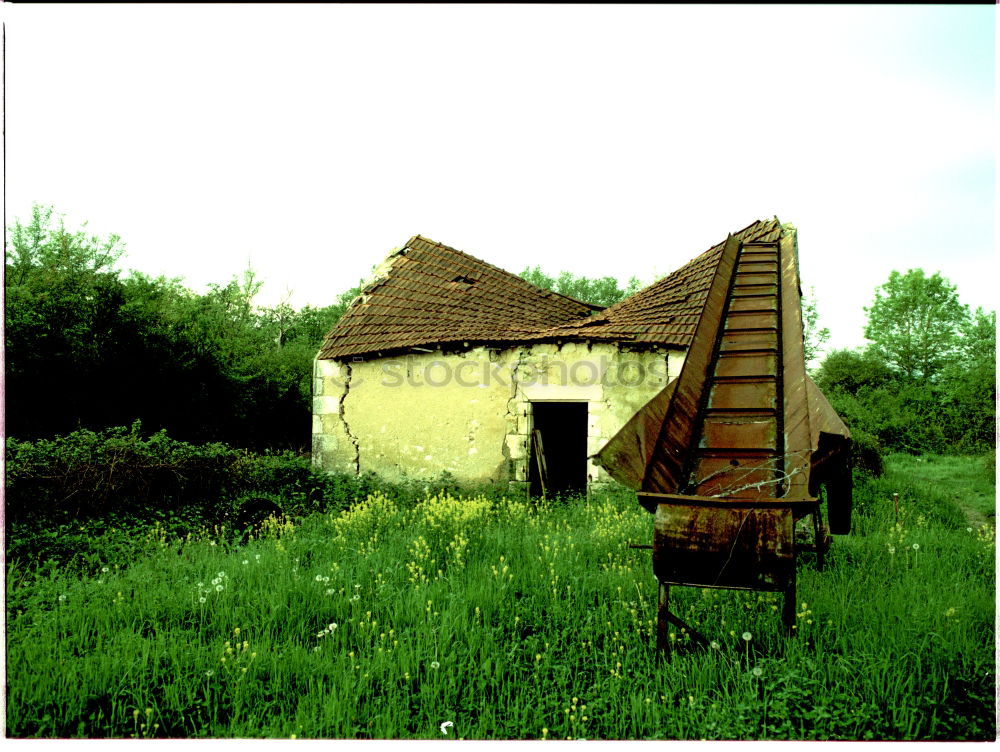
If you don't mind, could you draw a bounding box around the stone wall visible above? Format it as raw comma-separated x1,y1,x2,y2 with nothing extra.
312,342,685,489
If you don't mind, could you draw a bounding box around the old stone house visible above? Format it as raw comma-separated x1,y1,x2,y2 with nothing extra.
312,218,789,494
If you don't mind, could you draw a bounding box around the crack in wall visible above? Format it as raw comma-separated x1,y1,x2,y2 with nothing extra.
339,362,361,475
503,347,530,483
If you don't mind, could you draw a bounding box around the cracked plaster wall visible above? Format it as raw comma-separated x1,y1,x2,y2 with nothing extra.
313,343,685,489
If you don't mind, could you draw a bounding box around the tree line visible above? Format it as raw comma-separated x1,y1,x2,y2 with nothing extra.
5,205,360,450
5,205,994,458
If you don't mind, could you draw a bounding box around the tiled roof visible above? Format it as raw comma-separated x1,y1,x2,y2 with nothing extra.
316,235,601,360
317,219,784,360
524,218,783,347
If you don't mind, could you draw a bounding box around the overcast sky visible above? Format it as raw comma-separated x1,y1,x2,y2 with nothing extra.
4,4,995,354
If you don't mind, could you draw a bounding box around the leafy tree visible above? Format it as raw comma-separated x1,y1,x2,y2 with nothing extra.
813,348,895,396
938,307,996,453
863,269,969,383
958,306,996,363
519,266,642,308
6,204,125,283
801,286,830,366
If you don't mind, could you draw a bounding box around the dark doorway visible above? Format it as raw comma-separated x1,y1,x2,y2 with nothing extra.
528,402,588,497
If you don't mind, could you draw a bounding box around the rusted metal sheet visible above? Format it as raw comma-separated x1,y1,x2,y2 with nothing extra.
708,380,777,411
592,380,677,498
648,495,795,590
778,230,813,500
640,234,743,494
804,375,853,534
805,375,850,444
720,330,779,351
700,416,777,450
689,454,778,499
713,351,776,378
724,310,779,330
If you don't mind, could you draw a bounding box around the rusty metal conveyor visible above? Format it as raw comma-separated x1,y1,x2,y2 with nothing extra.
595,225,852,652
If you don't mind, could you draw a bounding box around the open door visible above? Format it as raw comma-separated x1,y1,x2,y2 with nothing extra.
528,402,588,497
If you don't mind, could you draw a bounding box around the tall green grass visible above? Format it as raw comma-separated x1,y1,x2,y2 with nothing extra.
5,457,995,740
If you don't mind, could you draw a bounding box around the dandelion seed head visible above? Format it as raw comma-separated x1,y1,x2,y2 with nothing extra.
912,543,920,551
710,640,721,650
101,566,109,573
752,666,763,677
216,584,224,592
742,632,752,641
199,597,207,604
58,594,67,602
431,661,440,670
328,623,338,631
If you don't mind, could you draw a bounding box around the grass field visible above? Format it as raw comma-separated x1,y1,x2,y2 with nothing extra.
4,454,995,740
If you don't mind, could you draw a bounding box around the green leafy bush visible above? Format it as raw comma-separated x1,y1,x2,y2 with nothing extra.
849,429,884,478
5,423,517,567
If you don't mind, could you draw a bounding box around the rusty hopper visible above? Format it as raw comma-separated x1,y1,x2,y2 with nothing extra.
593,224,852,651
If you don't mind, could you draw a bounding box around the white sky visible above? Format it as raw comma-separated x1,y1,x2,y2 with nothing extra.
3,4,996,354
